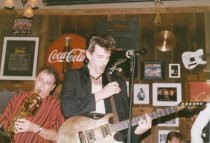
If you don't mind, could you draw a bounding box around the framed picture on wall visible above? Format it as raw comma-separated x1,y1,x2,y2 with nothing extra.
141,61,164,80
0,37,39,80
152,83,182,106
158,130,179,143
133,83,150,104
158,117,179,127
169,63,180,78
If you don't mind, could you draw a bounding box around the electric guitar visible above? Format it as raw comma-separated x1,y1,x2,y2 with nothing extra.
57,101,206,143
182,49,210,70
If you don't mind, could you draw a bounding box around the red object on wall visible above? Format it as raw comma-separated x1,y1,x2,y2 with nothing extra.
46,33,86,81
190,82,210,101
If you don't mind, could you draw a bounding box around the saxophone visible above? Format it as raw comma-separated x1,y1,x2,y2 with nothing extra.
6,89,42,142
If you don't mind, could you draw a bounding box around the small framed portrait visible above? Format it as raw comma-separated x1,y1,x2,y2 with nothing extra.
133,84,149,104
169,63,180,78
0,37,39,80
158,130,179,143
152,83,182,106
141,61,164,80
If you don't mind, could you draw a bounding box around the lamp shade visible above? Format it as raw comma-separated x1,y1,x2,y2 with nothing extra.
23,6,33,18
4,0,14,9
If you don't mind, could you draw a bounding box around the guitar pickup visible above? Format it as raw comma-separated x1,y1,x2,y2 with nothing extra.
85,129,96,143
79,131,87,143
101,124,111,138
79,130,96,143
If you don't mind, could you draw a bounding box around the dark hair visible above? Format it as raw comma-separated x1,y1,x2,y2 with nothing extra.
166,131,183,143
87,34,116,53
37,65,59,86
83,34,116,64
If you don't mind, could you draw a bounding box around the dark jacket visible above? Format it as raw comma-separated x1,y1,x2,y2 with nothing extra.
60,65,140,142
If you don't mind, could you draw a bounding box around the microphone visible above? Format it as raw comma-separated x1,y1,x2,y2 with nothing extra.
126,48,147,58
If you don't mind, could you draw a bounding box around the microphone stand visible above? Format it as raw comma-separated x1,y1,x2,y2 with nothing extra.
127,55,136,143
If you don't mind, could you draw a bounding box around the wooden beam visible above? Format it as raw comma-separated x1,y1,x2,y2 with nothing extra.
0,6,210,16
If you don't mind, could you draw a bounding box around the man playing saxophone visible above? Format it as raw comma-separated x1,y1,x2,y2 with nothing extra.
0,66,64,143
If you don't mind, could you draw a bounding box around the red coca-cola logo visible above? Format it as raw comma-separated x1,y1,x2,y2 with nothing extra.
48,49,85,63
46,34,86,81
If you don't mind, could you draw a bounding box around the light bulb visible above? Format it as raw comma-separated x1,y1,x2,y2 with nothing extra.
23,6,33,19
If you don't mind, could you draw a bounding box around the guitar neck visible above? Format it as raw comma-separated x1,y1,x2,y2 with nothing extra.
110,106,179,132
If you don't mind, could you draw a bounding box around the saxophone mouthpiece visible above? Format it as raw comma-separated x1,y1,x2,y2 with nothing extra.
37,89,41,94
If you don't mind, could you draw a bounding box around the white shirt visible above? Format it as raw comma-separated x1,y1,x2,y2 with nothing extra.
90,80,106,114
191,102,210,143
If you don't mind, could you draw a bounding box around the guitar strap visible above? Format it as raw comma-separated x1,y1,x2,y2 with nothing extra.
111,96,119,123
106,73,119,123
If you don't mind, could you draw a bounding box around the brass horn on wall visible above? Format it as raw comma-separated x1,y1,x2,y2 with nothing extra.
155,30,177,52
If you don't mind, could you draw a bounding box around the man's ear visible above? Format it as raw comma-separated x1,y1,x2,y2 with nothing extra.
86,50,91,60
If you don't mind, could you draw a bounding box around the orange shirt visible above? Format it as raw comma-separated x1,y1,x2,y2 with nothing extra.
0,91,64,143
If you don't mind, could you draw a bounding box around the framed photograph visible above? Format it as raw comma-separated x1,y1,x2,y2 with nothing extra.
141,61,164,80
152,83,182,106
158,130,179,143
169,63,180,78
133,84,150,104
190,81,210,101
0,37,39,80
158,117,179,127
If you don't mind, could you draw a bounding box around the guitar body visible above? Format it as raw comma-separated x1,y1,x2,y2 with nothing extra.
57,113,121,143
182,49,207,70
57,101,206,143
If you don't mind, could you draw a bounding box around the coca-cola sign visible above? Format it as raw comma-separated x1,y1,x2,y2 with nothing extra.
46,34,86,81
48,49,85,63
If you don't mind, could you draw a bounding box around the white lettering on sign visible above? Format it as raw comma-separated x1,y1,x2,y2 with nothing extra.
48,49,86,63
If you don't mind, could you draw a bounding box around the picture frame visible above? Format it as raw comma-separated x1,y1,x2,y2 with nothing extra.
133,83,150,104
158,130,179,143
152,83,182,106
158,117,179,127
0,37,39,80
169,63,180,78
141,61,164,80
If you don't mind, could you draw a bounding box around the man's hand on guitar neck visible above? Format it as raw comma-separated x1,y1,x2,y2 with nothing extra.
134,114,152,135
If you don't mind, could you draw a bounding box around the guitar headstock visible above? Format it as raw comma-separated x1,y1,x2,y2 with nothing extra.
178,101,207,111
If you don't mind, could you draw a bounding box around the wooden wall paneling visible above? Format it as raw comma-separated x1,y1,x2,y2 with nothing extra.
35,15,50,68
47,15,62,43
203,12,210,72
61,15,79,34
1,14,15,36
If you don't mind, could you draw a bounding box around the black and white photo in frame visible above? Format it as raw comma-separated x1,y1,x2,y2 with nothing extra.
169,63,180,78
133,83,149,104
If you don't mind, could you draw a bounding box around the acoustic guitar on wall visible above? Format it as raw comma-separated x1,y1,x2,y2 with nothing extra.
182,49,210,70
